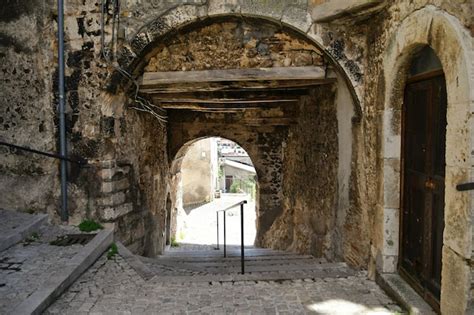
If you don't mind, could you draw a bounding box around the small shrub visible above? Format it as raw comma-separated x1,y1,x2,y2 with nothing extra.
229,182,240,193
23,232,40,245
78,219,103,232
170,236,179,247
107,243,118,259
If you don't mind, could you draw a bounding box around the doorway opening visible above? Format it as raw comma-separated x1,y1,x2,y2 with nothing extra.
399,46,446,309
171,137,257,248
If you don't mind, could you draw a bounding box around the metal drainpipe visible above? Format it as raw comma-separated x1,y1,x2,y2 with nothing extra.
58,0,68,222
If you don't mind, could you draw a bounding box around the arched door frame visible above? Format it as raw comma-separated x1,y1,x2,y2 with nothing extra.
379,6,473,314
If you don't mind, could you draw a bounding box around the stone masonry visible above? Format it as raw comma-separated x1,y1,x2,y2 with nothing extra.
0,1,473,313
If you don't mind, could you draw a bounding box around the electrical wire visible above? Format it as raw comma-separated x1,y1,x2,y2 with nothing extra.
100,0,168,125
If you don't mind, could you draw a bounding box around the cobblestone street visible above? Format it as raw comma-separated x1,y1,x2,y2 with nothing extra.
0,221,85,313
46,251,404,315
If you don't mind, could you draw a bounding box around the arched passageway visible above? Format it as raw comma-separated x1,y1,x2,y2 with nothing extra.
131,17,358,262
113,14,359,266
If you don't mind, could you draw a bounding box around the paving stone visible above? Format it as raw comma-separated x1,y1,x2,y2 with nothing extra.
45,247,406,314
0,222,86,314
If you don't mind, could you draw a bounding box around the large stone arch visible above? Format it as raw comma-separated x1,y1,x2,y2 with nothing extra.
379,5,473,314
167,120,286,249
113,5,363,120
107,5,360,263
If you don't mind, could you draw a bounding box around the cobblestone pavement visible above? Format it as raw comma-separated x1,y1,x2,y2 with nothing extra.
46,253,405,314
0,223,85,313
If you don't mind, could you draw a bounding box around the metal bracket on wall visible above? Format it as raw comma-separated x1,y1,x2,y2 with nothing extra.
456,182,474,191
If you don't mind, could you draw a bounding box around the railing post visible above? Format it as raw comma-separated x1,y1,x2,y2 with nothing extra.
223,211,226,258
240,202,245,274
216,211,219,250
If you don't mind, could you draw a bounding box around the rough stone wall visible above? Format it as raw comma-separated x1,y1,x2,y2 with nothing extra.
144,20,324,72
0,0,171,255
262,86,339,259
0,1,58,215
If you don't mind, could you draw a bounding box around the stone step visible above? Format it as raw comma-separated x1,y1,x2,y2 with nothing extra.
155,257,324,267
163,248,300,257
156,260,347,274
155,254,318,262
152,264,356,283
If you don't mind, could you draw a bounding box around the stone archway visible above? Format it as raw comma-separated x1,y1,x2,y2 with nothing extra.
379,6,474,314
109,10,361,265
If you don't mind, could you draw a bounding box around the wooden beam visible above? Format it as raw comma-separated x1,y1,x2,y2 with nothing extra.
154,99,298,105
148,88,309,100
140,79,335,94
157,100,298,110
139,66,335,93
141,66,327,84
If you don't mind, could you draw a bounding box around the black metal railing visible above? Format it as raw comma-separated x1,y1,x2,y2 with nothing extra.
457,182,474,191
215,200,247,274
0,140,87,165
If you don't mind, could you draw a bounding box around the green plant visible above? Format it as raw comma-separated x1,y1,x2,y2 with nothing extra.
229,181,240,193
23,232,40,245
78,219,103,232
170,236,179,247
107,243,118,259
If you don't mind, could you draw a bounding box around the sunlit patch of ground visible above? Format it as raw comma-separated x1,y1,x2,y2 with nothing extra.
177,193,256,246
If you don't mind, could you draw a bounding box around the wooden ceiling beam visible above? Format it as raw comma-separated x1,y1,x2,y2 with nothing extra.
157,100,298,110
139,66,336,94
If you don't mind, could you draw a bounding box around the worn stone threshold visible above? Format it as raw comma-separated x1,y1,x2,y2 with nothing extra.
376,272,436,315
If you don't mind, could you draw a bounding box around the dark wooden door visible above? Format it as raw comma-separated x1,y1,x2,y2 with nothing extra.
400,73,447,306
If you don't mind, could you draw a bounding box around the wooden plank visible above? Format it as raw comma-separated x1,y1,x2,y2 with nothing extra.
155,98,299,105
141,66,327,85
167,114,297,126
140,79,335,93
148,88,309,99
156,100,298,111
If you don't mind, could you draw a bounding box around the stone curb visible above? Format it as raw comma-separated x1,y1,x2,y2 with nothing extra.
13,229,114,315
116,241,155,281
376,272,435,315
0,213,48,252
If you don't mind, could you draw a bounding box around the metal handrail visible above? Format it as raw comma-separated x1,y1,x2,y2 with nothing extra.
217,200,248,213
0,140,87,165
457,182,474,191
215,200,247,274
